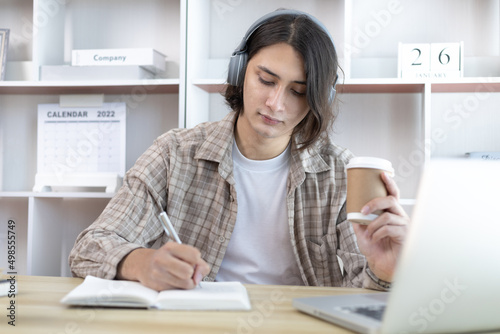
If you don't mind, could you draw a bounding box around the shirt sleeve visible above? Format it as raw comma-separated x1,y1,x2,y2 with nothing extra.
69,139,169,279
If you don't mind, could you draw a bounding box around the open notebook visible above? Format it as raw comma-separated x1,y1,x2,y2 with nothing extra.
293,159,500,333
61,275,251,311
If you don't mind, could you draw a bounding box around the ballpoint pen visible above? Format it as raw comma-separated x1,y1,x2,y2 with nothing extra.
159,211,182,244
159,212,202,288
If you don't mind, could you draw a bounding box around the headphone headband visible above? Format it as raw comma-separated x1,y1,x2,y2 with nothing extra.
232,9,334,57
227,9,337,103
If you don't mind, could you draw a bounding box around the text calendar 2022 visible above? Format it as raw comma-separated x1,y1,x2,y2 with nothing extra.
33,102,126,192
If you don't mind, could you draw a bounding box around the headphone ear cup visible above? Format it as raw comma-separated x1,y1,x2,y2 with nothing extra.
227,51,248,86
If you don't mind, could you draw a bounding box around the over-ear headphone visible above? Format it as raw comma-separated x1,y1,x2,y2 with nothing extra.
227,9,338,102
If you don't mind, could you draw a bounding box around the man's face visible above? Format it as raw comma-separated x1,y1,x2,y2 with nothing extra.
240,42,310,143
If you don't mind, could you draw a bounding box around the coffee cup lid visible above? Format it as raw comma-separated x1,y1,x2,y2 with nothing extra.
346,157,394,175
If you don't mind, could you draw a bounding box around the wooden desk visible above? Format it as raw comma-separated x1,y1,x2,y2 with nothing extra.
0,275,374,334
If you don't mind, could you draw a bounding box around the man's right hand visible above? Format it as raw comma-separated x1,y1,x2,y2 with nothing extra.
117,241,211,291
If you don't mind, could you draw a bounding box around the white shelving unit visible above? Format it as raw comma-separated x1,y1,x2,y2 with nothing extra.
1,0,499,276
185,0,500,203
0,0,182,276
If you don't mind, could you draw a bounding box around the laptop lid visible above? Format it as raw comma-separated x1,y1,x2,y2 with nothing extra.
381,159,500,333
293,159,500,334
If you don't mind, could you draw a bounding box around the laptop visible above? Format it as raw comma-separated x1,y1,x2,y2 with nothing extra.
293,159,500,334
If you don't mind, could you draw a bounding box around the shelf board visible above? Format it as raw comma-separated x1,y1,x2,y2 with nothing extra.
0,79,180,94
0,191,34,198
0,191,115,199
193,79,227,93
342,77,500,93
340,79,426,93
430,77,500,93
193,78,426,94
193,77,500,94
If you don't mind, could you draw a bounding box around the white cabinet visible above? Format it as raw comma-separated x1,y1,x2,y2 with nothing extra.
1,0,499,276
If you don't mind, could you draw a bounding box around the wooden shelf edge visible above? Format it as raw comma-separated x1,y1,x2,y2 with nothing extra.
431,78,500,93
340,79,425,93
193,79,227,93
193,78,426,93
0,79,180,94
0,191,115,199
193,77,500,94
0,191,34,198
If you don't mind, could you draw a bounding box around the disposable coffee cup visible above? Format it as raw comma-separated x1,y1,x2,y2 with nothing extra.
346,157,394,224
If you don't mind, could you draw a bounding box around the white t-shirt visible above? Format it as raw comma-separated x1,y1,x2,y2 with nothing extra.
216,140,303,285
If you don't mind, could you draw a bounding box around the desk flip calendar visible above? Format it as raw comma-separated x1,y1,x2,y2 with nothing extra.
33,103,126,193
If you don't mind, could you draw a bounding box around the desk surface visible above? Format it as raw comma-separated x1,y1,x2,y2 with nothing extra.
0,275,375,334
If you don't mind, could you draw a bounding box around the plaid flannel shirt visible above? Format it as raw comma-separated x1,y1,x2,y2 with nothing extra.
69,111,388,290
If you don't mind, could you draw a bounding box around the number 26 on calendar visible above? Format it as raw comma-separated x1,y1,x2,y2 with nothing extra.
398,42,463,79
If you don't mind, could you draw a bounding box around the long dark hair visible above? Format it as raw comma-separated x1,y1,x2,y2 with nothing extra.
224,12,339,150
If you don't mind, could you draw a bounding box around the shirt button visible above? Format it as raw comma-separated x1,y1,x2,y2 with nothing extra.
218,236,226,243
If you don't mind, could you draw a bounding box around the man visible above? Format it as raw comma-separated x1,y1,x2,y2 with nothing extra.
69,9,408,291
